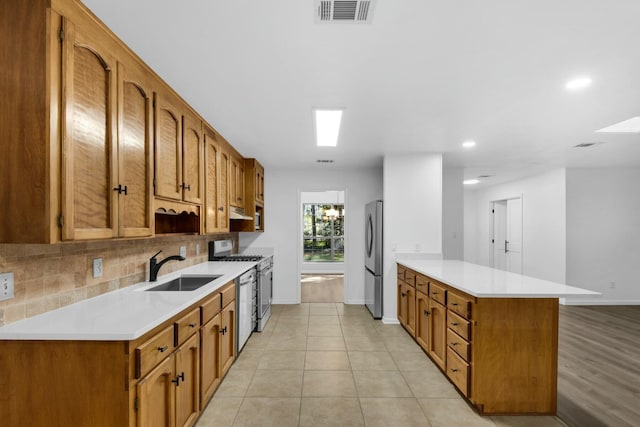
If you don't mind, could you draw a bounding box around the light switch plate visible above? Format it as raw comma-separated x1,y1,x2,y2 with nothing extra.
0,272,14,301
180,246,187,258
93,258,103,278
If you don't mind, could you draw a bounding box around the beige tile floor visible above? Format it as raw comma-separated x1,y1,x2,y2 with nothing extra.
196,303,568,427
301,275,344,303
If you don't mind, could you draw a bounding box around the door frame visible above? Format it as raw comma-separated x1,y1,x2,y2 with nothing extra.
489,195,523,273
297,189,347,303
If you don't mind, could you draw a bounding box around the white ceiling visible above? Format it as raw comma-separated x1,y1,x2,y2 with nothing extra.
83,0,640,185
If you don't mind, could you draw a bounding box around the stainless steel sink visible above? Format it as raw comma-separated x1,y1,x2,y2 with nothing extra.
145,275,222,291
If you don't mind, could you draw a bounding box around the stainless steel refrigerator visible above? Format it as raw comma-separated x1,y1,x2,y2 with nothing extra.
365,200,383,319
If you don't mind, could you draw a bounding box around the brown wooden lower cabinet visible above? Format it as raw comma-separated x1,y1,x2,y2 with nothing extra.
397,263,559,415
0,282,237,427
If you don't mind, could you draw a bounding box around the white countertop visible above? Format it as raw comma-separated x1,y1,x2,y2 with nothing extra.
0,261,257,341
398,260,600,298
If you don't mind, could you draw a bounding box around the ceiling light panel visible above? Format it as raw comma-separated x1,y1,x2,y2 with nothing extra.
596,116,640,133
462,140,476,148
314,109,343,147
463,179,480,185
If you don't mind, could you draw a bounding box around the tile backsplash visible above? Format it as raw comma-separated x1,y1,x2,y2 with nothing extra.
0,233,237,327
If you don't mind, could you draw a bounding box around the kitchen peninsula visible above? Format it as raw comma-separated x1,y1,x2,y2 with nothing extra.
396,259,599,415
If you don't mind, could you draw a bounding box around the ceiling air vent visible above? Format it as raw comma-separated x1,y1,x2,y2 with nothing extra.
316,159,335,163
315,0,376,24
574,142,599,148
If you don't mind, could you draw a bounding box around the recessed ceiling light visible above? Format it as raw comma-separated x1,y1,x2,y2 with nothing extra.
462,140,476,148
463,179,480,185
314,109,343,147
596,116,640,133
565,76,592,91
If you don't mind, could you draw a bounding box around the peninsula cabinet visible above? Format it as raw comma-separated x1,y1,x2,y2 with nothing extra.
396,262,560,415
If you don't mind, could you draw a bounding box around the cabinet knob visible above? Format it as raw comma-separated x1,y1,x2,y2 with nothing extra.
432,291,438,295
218,207,224,211
451,322,458,327
181,183,191,191
401,292,406,297
451,368,458,373
189,323,197,328
158,345,169,353
452,303,459,306
113,184,128,195
423,309,430,317
451,342,458,346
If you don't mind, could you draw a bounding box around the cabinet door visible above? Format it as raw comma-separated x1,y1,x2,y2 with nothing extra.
428,299,447,370
154,89,182,201
219,302,235,377
397,282,406,327
182,112,203,204
117,59,153,237
175,332,200,427
218,148,230,228
238,160,245,207
415,291,430,352
229,156,239,207
136,355,176,427
204,127,221,233
256,164,264,203
200,312,221,408
60,17,117,240
405,284,416,337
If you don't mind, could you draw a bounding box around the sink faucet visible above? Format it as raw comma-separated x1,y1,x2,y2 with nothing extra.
149,250,186,282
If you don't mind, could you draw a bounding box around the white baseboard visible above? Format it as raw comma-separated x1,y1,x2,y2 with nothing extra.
272,299,300,305
344,299,365,305
562,298,640,306
382,316,400,324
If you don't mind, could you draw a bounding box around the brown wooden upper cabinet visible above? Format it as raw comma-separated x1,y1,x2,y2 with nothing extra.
203,126,229,233
154,89,203,205
230,158,264,232
229,154,245,208
60,16,153,241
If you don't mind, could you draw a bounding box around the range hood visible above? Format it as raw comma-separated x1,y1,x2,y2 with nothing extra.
229,206,253,221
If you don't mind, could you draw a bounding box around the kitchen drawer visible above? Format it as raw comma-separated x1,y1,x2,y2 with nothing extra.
448,310,471,341
397,265,406,281
447,347,470,397
135,325,174,379
448,291,473,320
429,281,447,305
415,274,429,294
201,292,222,324
404,269,416,287
221,281,236,308
175,307,200,346
447,328,471,361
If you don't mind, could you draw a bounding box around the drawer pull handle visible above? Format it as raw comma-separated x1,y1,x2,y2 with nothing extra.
401,292,406,297
189,323,198,328
451,322,459,326
452,303,458,306
451,368,458,373
172,372,185,386
451,342,458,346
432,291,438,295
158,346,169,353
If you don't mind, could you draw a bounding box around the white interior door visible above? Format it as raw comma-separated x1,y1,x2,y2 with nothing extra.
491,197,522,274
506,198,522,274
492,201,507,271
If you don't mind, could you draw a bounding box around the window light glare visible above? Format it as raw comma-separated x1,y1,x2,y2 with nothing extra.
565,77,592,91
462,140,476,148
463,179,480,185
315,109,343,147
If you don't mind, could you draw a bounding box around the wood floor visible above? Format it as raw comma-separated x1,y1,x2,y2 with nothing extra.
558,305,640,427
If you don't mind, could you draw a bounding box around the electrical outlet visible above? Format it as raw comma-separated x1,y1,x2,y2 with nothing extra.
180,246,187,258
93,258,103,278
1,272,14,301
196,244,200,256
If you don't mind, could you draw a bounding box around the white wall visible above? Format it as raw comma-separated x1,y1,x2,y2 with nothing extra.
442,167,464,260
240,167,383,304
383,154,443,324
464,169,566,283
565,168,640,304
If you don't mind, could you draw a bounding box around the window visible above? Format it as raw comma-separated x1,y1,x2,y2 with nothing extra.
303,203,344,262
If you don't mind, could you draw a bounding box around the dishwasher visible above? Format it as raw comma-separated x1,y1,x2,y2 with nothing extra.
236,267,257,352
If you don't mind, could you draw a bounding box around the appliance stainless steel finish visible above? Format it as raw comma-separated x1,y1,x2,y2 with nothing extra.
255,256,273,332
365,200,383,319
209,239,259,352
237,268,257,352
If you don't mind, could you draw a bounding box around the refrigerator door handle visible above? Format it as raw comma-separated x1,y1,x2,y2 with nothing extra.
366,213,374,258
